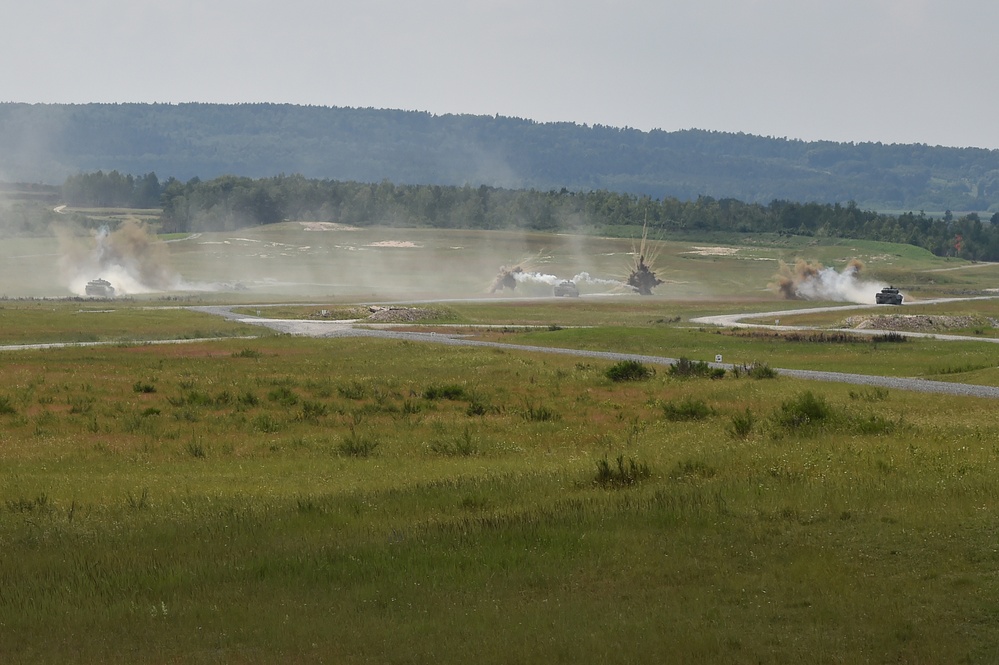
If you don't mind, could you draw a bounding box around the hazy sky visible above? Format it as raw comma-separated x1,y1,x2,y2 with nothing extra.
3,0,997,149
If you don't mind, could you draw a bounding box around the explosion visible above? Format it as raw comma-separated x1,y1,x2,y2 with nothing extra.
771,258,884,303
489,264,525,292
627,255,663,295
626,219,664,295
59,220,181,296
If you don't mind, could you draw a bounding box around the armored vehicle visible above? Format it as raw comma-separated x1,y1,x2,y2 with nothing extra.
554,280,579,297
875,286,902,305
85,278,116,297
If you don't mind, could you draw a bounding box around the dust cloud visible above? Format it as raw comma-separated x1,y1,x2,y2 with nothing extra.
771,258,885,303
58,221,182,295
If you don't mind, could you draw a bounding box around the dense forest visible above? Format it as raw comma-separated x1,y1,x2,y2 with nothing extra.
3,103,999,213
55,170,999,262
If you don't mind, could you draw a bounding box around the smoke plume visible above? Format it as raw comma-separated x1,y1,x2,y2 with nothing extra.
771,258,884,303
59,220,181,295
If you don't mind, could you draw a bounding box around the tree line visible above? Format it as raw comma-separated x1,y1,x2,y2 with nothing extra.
5,103,999,212
58,170,999,262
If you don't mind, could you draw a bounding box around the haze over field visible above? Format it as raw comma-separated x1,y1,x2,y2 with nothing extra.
2,0,997,150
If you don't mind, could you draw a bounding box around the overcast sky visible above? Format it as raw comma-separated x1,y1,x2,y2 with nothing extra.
3,0,997,149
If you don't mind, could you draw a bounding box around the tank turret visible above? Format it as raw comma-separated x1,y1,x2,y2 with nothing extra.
85,278,116,297
875,286,902,305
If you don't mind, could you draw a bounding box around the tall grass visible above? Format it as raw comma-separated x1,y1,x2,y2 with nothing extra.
2,332,999,662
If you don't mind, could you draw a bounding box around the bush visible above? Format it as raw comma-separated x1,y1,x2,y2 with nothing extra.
429,427,477,457
522,401,560,422
338,430,379,458
732,362,777,379
668,357,715,379
605,360,654,382
0,395,17,415
132,381,156,394
871,332,907,343
773,391,833,429
728,408,755,438
594,455,651,488
267,386,298,407
423,384,468,400
661,397,714,421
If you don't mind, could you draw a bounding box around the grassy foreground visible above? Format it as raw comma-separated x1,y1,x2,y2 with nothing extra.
3,330,999,663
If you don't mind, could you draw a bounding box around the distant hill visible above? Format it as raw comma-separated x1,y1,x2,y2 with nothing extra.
2,102,998,213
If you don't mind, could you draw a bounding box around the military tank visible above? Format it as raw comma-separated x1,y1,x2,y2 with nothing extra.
85,278,116,297
554,280,579,297
875,286,902,305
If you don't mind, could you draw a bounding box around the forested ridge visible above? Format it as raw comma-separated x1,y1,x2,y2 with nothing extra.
55,170,999,262
3,102,999,212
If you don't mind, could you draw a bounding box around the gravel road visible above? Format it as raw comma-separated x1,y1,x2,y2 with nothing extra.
189,304,999,400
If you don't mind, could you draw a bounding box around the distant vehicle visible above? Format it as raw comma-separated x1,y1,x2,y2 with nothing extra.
554,280,579,297
875,286,902,305
85,278,116,297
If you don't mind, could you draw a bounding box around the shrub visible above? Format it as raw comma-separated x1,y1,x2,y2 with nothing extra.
337,381,367,400
732,362,777,379
728,408,755,438
773,391,833,429
871,332,907,343
605,360,654,382
849,387,889,402
424,384,468,401
661,397,714,421
0,395,17,415
338,429,379,458
267,386,299,406
522,401,560,422
232,348,262,358
668,357,714,379
132,381,156,394
594,455,651,488
186,439,207,458
429,427,477,457
253,414,282,433
300,400,328,421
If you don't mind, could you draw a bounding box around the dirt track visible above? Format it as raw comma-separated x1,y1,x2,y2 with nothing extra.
188,303,999,400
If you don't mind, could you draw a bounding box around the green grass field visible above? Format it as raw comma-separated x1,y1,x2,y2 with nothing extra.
3,223,999,662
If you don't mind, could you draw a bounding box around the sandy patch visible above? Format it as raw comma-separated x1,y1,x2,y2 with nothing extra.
299,221,360,231
685,246,739,256
366,240,422,248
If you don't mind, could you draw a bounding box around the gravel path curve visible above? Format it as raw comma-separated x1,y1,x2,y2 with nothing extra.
189,305,999,400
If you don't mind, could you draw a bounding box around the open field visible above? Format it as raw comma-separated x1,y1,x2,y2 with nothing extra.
3,223,999,662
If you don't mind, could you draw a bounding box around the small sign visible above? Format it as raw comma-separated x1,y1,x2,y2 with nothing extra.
715,354,723,363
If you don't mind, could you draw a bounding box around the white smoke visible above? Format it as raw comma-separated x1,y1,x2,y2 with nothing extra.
773,259,887,304
59,221,183,296
513,270,624,293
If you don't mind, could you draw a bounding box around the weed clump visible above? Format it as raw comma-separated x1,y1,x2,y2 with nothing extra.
594,455,651,488
0,395,17,415
132,381,156,394
661,397,714,421
773,391,834,429
338,430,379,458
605,360,654,382
728,408,755,438
522,401,560,422
872,332,907,343
668,358,724,379
423,384,468,401
733,362,778,379
429,427,478,457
